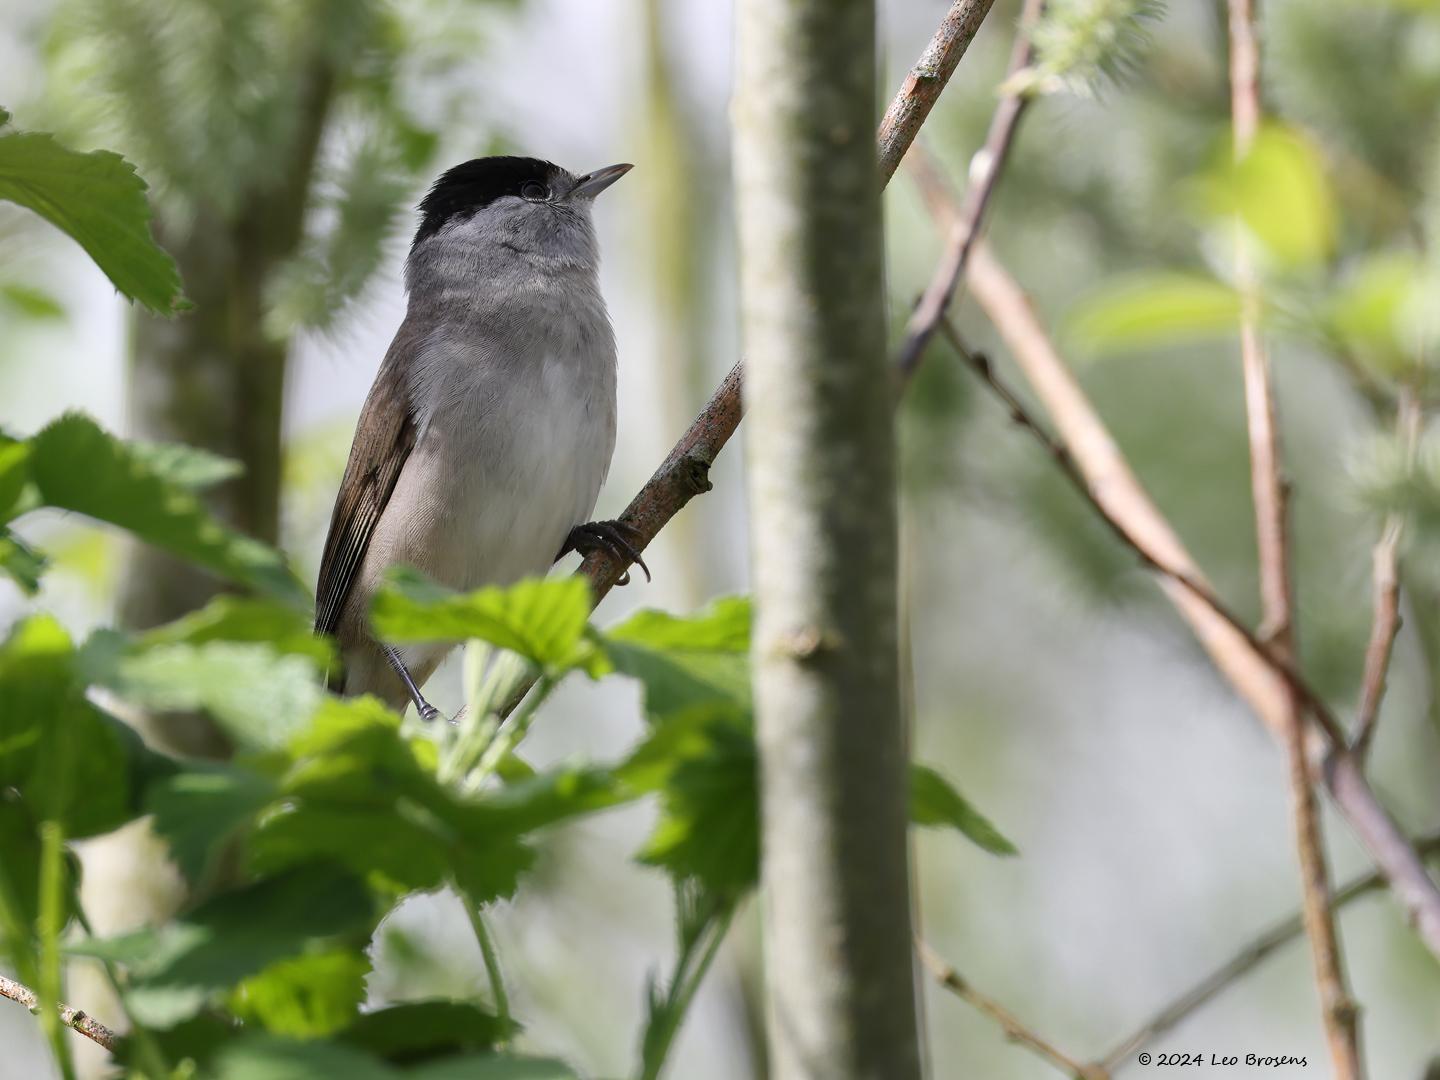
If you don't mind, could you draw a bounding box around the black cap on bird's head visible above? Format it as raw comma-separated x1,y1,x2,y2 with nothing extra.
413,156,632,247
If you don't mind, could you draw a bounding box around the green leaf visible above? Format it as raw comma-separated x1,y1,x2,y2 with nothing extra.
0,616,137,838
139,594,335,666
632,708,760,894
372,570,593,671
213,1036,397,1080
127,439,246,490
0,528,46,594
909,764,1017,855
147,764,277,886
1326,251,1430,376
605,597,752,653
407,1055,578,1080
230,950,371,1038
1066,273,1243,355
1191,123,1337,270
249,699,534,904
0,282,65,320
0,438,31,521
474,764,637,835
27,414,308,605
601,597,753,721
100,641,323,750
338,1001,511,1064
72,865,375,1027
0,126,184,313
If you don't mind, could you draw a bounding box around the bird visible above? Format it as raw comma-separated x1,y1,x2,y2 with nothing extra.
313,155,645,720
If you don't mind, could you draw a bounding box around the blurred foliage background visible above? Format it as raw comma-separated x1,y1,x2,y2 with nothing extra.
2,0,1439,1076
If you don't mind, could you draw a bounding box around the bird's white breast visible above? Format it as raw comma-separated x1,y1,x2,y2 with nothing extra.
363,272,618,600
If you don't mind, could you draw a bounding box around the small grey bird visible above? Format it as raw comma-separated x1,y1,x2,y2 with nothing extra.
314,156,644,719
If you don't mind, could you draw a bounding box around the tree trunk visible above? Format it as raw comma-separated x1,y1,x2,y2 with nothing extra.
734,3,921,1077
116,57,333,758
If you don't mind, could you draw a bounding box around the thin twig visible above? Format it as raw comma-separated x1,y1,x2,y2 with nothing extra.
1225,0,1361,1069
1353,388,1423,761
1099,829,1440,1072
916,939,1108,1080
0,973,120,1054
933,318,1345,747
894,0,1044,380
877,0,998,185
948,235,1440,962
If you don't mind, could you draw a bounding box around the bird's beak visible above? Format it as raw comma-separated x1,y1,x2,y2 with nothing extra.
570,163,633,200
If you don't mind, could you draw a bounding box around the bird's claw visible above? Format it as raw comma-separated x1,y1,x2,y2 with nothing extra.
561,519,652,585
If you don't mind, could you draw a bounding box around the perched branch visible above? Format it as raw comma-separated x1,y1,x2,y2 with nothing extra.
0,974,120,1054
877,0,998,185
916,939,1107,1080
894,0,1044,380
1224,0,1361,1069
1100,830,1440,1070
1353,388,1422,761
489,0,1005,721
950,236,1440,962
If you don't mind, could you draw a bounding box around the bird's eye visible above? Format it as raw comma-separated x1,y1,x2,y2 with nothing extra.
521,181,549,202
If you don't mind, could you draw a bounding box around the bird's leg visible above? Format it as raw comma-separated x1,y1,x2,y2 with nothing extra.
383,644,441,722
557,519,651,586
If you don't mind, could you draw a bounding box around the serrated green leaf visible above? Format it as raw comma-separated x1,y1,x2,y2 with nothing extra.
0,616,136,838
601,597,752,721
127,439,246,490
909,764,1017,855
213,1036,397,1080
0,127,184,313
632,708,759,894
1066,273,1243,355
372,570,593,671
139,595,335,666
407,1055,578,1080
231,949,371,1038
27,414,308,605
338,1001,511,1064
250,699,534,904
101,641,323,750
72,865,375,1027
605,597,752,653
147,764,276,886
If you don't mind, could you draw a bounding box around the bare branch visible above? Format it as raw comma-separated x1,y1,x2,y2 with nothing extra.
893,0,1044,380
916,939,1107,1080
1225,0,1361,1068
0,973,120,1054
877,0,998,185
1353,389,1422,761
951,237,1440,962
1099,830,1440,1071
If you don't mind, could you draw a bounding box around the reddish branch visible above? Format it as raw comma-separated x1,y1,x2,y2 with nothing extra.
893,0,1043,380
572,0,1008,602
877,0,998,185
0,974,119,1054
1225,0,1362,1072
946,237,1440,963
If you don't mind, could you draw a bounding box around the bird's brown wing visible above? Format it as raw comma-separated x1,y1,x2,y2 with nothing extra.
314,328,421,640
